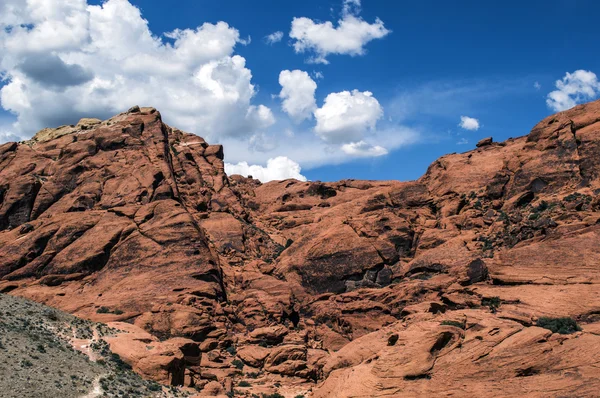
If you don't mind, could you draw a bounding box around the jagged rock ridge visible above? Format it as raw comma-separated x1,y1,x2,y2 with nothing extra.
2,101,600,397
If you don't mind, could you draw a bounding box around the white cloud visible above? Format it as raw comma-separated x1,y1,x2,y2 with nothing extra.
225,156,307,182
459,116,480,131
265,31,283,44
314,89,383,143
341,140,387,157
0,125,22,143
546,70,600,112
313,71,324,80
1,0,89,55
289,1,390,64
278,69,317,122
0,0,421,171
220,124,416,168
343,0,362,15
534,81,541,90
456,138,469,145
0,0,273,140
248,132,278,152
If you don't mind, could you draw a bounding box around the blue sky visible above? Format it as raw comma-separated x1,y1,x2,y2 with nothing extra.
1,0,600,182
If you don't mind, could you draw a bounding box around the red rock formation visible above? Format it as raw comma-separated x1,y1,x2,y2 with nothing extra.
3,101,600,397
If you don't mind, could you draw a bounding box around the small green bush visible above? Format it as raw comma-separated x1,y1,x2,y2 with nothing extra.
111,353,132,371
534,200,549,212
482,296,501,312
96,306,110,314
148,382,161,391
113,309,124,315
232,359,244,370
225,345,237,355
44,310,59,321
440,320,465,329
536,317,581,334
238,380,252,387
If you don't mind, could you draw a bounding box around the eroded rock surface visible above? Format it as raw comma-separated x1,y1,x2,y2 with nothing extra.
3,101,600,397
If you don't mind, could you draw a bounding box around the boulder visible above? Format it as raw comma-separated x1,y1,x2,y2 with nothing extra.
476,136,493,147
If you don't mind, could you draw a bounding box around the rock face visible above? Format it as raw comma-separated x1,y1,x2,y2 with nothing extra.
3,101,600,396
476,136,493,147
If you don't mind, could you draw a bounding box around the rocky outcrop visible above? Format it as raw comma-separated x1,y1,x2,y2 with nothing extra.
106,322,201,386
3,101,600,396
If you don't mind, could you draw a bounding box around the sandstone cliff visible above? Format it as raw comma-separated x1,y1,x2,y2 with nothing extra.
2,102,600,397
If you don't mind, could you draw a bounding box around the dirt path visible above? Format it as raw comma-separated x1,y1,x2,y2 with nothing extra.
80,375,104,398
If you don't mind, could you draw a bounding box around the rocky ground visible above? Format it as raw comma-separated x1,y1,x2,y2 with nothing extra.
0,293,189,397
2,102,600,397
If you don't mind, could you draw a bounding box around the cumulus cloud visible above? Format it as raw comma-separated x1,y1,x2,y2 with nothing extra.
278,70,317,122
546,70,600,112
17,53,94,88
0,0,421,172
289,1,389,64
225,156,307,182
534,81,541,90
0,0,273,140
0,126,22,143
459,116,480,131
341,141,387,157
1,0,90,55
220,124,417,169
265,31,283,44
314,89,383,143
